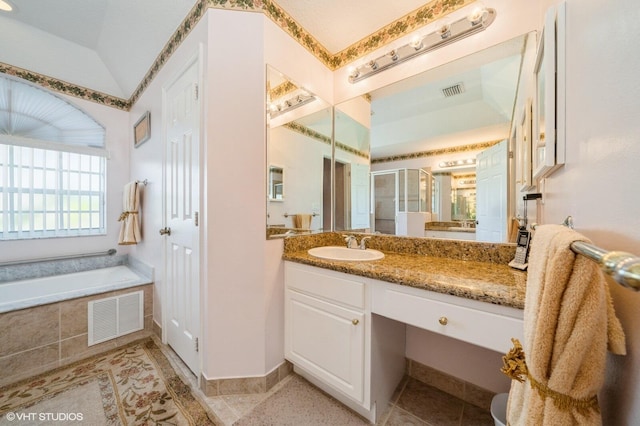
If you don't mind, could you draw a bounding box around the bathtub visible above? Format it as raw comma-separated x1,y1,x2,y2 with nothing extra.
0,265,152,313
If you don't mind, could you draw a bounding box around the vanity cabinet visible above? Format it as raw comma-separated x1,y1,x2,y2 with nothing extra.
371,280,523,354
284,260,523,422
284,262,406,423
284,263,366,403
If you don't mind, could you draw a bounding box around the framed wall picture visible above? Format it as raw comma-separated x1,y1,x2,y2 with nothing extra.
134,111,151,148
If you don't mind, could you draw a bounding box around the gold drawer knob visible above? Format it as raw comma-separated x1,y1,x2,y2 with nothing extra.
352,319,360,325
438,316,448,326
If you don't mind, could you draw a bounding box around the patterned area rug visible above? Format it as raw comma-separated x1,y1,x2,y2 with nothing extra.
0,339,219,425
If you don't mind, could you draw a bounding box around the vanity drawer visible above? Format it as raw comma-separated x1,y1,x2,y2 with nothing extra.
285,262,365,310
372,282,523,353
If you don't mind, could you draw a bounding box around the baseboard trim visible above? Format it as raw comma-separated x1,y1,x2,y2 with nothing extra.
199,360,293,397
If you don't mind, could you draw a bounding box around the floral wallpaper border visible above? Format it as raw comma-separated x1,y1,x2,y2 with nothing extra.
0,0,472,110
284,121,370,160
0,62,131,110
371,140,500,164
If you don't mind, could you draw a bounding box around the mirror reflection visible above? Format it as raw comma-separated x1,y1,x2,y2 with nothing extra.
268,165,284,201
339,33,531,242
265,66,331,238
333,99,371,232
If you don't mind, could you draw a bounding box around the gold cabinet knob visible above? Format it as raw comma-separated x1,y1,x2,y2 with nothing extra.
352,319,360,325
438,316,448,326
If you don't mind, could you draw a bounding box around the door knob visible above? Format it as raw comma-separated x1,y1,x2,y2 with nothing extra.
352,319,360,325
159,227,171,236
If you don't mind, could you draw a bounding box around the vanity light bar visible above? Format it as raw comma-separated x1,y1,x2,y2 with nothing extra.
348,8,496,84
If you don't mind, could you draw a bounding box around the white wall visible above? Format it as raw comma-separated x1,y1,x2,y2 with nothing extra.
542,0,640,422
201,10,266,379
1,96,130,263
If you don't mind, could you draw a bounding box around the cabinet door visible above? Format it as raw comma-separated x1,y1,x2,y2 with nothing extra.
285,289,365,403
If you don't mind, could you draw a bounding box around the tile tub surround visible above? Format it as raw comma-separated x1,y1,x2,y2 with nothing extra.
0,253,129,283
0,284,153,387
283,232,526,309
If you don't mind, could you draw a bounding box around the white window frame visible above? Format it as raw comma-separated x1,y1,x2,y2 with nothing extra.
0,140,107,240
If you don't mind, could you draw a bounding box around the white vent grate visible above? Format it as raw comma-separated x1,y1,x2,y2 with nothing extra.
88,290,143,346
442,83,465,97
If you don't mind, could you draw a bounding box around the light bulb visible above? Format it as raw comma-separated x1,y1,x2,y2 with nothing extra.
438,22,451,39
467,6,487,25
409,34,423,50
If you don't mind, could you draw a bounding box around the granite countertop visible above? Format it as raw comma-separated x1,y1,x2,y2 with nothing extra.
282,232,526,309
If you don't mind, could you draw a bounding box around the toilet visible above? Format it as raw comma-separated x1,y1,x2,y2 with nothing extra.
491,393,509,426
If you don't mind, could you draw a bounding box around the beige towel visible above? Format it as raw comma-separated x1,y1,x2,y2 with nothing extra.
292,214,312,230
117,182,142,245
505,224,626,425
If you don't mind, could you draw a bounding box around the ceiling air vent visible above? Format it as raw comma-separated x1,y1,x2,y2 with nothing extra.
442,82,465,97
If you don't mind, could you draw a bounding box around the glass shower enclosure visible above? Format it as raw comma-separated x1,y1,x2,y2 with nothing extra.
371,168,431,236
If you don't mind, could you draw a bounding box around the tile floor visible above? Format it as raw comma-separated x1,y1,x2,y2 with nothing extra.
156,338,495,425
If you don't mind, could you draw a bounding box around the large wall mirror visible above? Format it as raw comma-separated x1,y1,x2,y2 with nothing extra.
337,32,534,243
266,66,332,238
266,32,536,242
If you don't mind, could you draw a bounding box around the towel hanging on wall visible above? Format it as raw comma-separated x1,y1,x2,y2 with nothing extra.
118,181,142,245
502,224,626,425
292,214,312,230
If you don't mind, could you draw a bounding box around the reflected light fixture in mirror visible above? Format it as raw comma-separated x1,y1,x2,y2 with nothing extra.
348,7,496,83
439,158,476,168
268,90,316,118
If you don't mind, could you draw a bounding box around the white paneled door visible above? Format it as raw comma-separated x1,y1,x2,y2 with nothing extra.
475,140,508,242
163,53,201,375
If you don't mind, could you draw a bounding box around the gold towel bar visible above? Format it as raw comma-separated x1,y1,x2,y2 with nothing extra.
531,216,640,291
283,213,319,218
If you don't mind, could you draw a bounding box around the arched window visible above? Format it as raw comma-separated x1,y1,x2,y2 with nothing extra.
0,75,107,239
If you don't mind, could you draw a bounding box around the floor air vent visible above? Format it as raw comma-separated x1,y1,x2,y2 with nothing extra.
442,82,465,97
88,290,144,346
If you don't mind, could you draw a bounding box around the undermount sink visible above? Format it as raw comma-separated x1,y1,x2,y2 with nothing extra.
308,246,385,261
